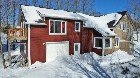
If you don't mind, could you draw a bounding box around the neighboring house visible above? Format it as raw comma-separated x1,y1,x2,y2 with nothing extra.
79,11,134,55
15,5,134,65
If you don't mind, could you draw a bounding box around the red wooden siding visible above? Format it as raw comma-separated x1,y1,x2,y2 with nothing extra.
81,28,94,54
30,18,93,64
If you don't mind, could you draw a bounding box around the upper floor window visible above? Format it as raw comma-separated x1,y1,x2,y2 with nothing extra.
75,22,80,32
49,20,66,35
120,22,127,31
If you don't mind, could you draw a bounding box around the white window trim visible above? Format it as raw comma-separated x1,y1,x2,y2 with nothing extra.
75,22,81,32
74,43,80,53
114,37,120,48
105,38,112,49
49,19,67,35
123,22,127,32
120,22,127,32
120,22,123,30
94,37,102,49
94,37,112,49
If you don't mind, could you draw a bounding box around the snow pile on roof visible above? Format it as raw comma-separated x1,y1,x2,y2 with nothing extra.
21,5,85,24
79,13,122,36
21,5,44,24
38,8,85,20
101,50,135,66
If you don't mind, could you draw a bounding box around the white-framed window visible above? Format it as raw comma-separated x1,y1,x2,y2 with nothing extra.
94,37,102,49
120,22,127,31
74,43,80,53
75,22,80,32
49,19,66,35
114,37,119,47
105,38,111,48
94,37,112,49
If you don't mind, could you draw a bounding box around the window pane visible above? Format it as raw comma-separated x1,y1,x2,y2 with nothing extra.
120,23,122,29
105,39,110,47
115,38,119,46
62,22,65,33
95,38,102,47
75,23,79,31
55,21,61,33
75,45,78,51
50,21,54,33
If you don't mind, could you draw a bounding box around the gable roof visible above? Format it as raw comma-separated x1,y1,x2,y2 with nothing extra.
21,5,128,36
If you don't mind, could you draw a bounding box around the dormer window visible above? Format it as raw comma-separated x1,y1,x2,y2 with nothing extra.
75,22,80,32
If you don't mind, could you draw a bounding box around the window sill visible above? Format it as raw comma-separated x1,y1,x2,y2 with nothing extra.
75,30,80,32
49,33,67,35
123,30,127,32
94,47,112,49
105,47,112,49
114,46,119,48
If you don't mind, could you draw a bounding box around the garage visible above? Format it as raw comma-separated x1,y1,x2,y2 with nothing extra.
45,41,69,62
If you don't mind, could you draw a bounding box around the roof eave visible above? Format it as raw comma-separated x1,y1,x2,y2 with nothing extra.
41,15,85,21
25,22,47,25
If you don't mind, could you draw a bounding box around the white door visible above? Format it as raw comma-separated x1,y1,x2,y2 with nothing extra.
46,41,69,62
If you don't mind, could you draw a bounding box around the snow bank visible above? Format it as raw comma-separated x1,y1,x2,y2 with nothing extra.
29,61,44,69
101,50,135,66
0,49,136,78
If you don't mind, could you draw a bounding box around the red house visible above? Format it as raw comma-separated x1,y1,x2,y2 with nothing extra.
17,5,95,65
16,5,134,65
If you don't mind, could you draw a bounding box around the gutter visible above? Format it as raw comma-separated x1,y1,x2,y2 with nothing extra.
41,15,86,21
102,36,105,56
25,22,47,25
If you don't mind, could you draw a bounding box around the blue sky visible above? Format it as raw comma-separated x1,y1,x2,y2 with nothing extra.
94,0,129,14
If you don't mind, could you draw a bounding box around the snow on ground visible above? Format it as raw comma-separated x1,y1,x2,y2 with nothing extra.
0,30,140,78
0,49,139,78
100,50,135,66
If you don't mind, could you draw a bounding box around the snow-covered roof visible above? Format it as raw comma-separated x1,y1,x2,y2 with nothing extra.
21,5,126,36
21,5,45,25
21,5,85,24
78,12,124,36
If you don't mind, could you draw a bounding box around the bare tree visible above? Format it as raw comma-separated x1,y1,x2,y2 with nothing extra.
46,0,50,8
74,0,79,12
65,0,70,11
32,0,38,6
55,0,63,10
22,0,28,5
128,0,140,42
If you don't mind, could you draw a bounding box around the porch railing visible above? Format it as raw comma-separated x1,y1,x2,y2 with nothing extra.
8,28,27,40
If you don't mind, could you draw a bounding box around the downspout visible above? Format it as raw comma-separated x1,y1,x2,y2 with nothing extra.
102,36,105,56
27,24,31,66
